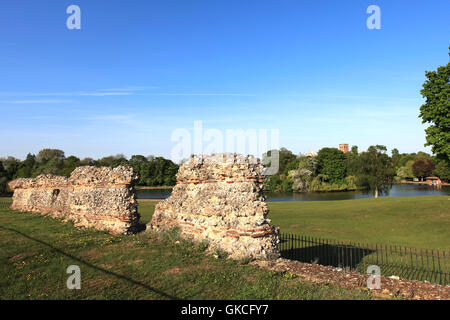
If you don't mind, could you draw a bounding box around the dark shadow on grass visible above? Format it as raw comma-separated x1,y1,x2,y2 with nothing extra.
279,241,374,270
0,225,180,300
132,222,147,234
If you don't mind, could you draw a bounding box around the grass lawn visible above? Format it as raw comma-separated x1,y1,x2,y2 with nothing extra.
0,198,371,300
137,196,450,284
268,196,450,251
1,195,448,299
139,196,450,251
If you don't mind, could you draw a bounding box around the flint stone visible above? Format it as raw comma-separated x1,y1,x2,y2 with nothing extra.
8,166,140,234
148,153,280,260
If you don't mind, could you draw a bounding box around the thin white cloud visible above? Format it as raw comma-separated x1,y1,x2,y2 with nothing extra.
79,92,133,96
30,91,133,97
0,88,423,106
2,99,75,104
85,114,137,121
274,93,420,103
97,86,158,92
0,86,155,97
137,93,256,96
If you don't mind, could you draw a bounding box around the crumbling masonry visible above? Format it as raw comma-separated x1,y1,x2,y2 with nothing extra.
149,153,280,260
8,166,140,234
8,154,280,260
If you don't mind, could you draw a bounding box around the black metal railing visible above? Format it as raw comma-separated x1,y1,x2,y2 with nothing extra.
278,232,450,285
0,201,11,210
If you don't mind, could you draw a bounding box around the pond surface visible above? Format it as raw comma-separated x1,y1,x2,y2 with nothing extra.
136,184,450,202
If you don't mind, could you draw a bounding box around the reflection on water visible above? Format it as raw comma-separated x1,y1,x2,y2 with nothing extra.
136,184,450,202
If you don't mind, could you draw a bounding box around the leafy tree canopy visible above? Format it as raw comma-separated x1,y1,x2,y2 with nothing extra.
397,160,415,179
316,147,347,183
0,161,6,177
432,159,450,181
419,49,450,163
37,149,65,162
356,145,394,198
412,159,435,180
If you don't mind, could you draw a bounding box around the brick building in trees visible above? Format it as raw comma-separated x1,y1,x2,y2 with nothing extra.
339,144,349,154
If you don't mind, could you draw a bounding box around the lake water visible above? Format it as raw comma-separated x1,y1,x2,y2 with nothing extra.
136,184,450,202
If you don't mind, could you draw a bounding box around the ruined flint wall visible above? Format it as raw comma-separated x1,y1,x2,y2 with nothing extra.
148,153,280,260
8,166,140,234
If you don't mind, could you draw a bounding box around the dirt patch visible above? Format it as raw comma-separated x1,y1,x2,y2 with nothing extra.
163,264,215,276
128,259,144,265
8,252,35,263
164,267,182,275
252,258,450,300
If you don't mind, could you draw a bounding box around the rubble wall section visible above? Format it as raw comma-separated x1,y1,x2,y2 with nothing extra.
8,166,140,234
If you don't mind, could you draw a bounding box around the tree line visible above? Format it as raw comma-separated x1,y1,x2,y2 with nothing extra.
1,146,448,197
0,149,179,194
263,146,449,198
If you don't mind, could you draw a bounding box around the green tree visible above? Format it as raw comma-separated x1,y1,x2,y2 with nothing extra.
34,157,64,175
0,161,6,177
59,156,81,177
289,168,312,192
356,145,394,198
128,155,149,185
96,154,128,167
81,157,94,165
419,49,450,163
391,148,400,170
264,175,282,192
309,174,329,191
316,148,347,183
284,158,300,175
279,148,298,174
15,153,36,178
0,161,7,194
263,148,298,175
129,155,148,168
2,156,20,180
138,157,178,186
346,146,360,176
412,159,435,181
397,160,415,179
298,155,318,174
262,148,298,191
432,159,450,181
36,149,65,162
0,177,7,194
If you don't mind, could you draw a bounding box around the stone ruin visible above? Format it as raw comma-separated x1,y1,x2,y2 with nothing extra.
8,166,140,234
7,154,280,260
148,153,280,260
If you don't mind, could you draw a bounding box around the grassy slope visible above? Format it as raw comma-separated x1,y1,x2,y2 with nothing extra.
139,196,450,251
0,199,370,300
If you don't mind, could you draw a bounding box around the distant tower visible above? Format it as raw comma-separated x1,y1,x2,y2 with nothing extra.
339,144,349,154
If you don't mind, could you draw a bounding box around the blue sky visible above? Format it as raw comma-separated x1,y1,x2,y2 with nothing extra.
1,0,449,161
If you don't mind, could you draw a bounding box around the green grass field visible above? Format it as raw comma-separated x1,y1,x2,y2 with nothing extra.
138,196,450,284
0,198,371,300
1,195,448,299
139,196,450,251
